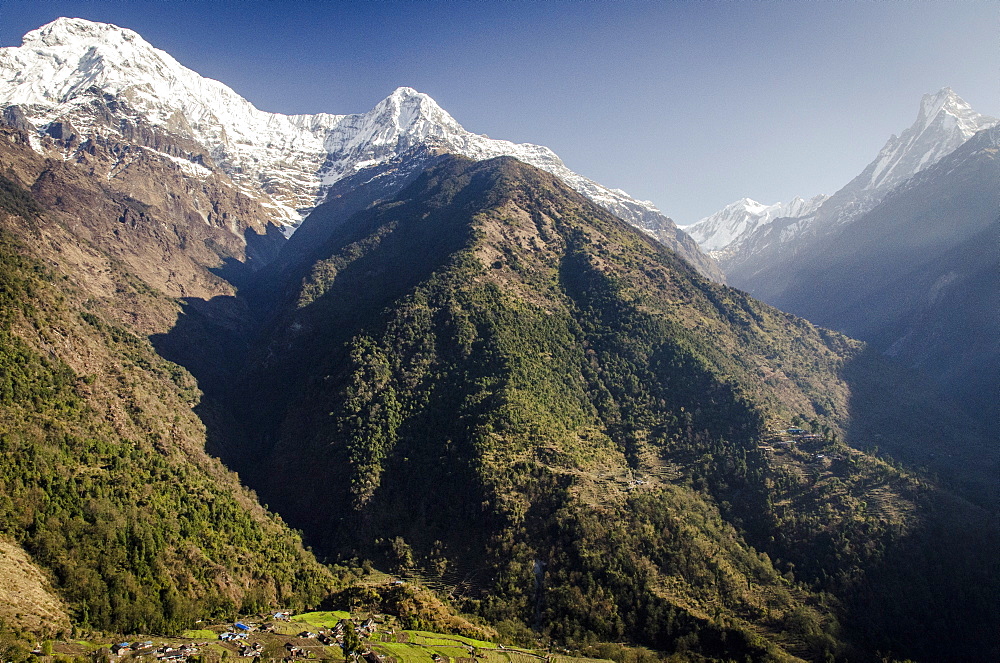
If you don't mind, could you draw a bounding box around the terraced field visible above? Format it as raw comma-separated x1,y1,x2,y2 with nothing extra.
290,611,353,628
373,641,443,663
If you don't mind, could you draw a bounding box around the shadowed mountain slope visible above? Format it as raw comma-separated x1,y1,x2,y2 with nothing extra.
208,155,1000,661
0,125,336,636
756,127,1000,428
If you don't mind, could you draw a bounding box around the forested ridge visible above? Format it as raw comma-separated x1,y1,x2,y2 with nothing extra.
0,175,337,637
216,157,999,661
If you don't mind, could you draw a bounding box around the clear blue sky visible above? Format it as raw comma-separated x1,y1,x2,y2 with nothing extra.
1,0,996,225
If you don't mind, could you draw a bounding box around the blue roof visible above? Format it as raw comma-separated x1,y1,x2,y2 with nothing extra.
235,623,250,630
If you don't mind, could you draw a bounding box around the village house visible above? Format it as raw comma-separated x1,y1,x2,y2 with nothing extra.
239,642,264,658
284,643,307,659
220,632,249,641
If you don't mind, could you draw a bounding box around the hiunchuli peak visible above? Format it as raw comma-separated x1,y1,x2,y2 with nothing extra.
0,18,719,278
22,16,141,48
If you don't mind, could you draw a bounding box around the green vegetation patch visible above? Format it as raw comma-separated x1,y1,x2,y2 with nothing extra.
374,641,438,663
406,631,495,649
0,223,337,635
290,610,352,627
475,651,548,663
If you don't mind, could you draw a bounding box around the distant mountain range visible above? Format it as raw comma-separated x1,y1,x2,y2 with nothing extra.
685,194,830,260
0,17,720,280
686,87,1000,439
687,88,996,276
755,123,1000,434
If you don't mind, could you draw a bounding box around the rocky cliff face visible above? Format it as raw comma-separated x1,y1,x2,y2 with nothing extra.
0,118,282,309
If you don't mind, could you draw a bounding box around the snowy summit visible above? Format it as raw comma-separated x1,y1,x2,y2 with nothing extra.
0,18,676,240
686,87,997,262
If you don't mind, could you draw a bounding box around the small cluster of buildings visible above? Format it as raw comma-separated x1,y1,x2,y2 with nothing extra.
110,642,153,656
279,617,388,663
779,427,821,441
760,426,824,451
357,618,378,637
283,643,308,659
106,642,202,661
238,642,264,658
84,614,387,663
154,644,201,661
219,632,250,642
220,622,260,641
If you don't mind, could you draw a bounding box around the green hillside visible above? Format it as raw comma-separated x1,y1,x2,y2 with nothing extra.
217,156,999,661
2,128,998,661
0,178,336,636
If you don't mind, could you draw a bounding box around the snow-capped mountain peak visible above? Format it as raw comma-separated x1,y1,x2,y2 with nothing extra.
687,88,996,267
864,87,996,192
686,194,828,254
6,18,150,106
0,21,617,220
366,87,461,139
1,18,720,278
385,86,450,121
2,17,307,141
917,87,983,135
22,16,135,48
12,17,211,112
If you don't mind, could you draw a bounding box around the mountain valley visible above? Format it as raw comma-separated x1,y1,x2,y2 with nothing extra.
686,89,1000,497
1,17,999,663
